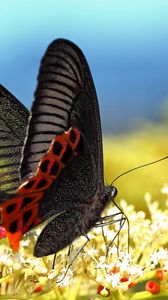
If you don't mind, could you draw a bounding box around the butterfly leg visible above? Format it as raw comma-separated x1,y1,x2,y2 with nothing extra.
101,226,108,255
95,213,127,257
52,242,73,270
97,212,124,249
56,235,89,283
52,254,57,270
64,234,89,272
107,215,126,257
52,241,73,270
95,212,125,227
52,244,72,270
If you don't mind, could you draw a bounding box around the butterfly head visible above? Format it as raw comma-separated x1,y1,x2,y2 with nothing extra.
110,186,118,198
105,185,118,202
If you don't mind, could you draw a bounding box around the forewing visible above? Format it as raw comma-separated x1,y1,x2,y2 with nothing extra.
0,85,29,193
20,39,104,191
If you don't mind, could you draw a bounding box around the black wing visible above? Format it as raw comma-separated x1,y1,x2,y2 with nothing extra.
0,40,105,257
0,85,29,193
20,39,104,228
20,39,104,192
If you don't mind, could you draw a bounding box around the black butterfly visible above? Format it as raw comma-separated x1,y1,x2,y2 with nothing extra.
0,39,120,257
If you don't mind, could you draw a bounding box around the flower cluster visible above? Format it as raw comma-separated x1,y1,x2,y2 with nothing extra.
0,187,168,299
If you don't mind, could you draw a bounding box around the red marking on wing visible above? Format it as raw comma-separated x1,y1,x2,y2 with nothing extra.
65,128,81,154
6,230,22,252
0,128,82,251
18,175,52,194
51,135,69,163
37,154,62,179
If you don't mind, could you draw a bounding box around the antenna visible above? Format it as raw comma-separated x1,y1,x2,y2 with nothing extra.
111,155,168,186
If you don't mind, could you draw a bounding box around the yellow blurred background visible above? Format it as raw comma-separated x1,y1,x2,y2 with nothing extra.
104,119,168,213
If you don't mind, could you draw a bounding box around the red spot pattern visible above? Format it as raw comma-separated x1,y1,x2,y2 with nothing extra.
0,127,81,251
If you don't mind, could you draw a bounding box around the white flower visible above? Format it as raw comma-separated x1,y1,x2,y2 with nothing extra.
20,239,31,247
13,262,21,270
34,265,48,275
108,246,118,256
56,269,73,287
57,275,72,287
150,249,168,266
150,252,160,265
128,265,143,277
106,273,120,288
161,184,168,194
163,260,168,271
86,246,99,257
6,257,13,266
96,275,104,283
158,248,168,260
144,192,151,202
0,254,8,264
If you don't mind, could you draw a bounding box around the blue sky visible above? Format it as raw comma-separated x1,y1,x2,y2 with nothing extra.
1,0,168,132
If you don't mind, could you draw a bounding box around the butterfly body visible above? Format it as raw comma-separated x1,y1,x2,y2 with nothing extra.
0,39,117,257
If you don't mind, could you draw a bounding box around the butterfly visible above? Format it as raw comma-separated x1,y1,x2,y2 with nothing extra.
0,39,119,257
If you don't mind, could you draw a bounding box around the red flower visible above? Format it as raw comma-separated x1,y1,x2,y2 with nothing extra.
97,285,109,296
145,280,160,294
97,285,104,294
120,277,129,282
156,269,164,281
109,266,120,274
128,281,137,288
0,227,6,239
33,284,43,293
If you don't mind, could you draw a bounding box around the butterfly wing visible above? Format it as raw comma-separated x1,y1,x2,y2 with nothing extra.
20,39,104,190
2,40,104,256
0,127,84,251
0,85,29,193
